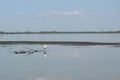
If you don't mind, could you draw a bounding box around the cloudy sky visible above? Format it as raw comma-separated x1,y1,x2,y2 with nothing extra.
0,0,120,32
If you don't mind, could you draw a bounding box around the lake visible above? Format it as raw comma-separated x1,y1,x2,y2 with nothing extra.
0,34,120,42
0,34,120,80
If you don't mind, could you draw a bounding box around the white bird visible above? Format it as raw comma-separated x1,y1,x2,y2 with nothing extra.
44,45,47,49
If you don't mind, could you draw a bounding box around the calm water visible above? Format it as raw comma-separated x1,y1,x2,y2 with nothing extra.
0,34,120,42
0,34,120,80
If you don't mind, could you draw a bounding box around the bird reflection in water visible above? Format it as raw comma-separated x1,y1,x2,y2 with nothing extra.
13,45,48,58
43,50,47,58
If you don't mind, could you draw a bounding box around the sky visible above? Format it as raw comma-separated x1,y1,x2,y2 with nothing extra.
0,0,120,32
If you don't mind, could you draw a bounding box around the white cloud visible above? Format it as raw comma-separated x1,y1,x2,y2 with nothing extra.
32,77,46,80
39,10,81,16
29,77,46,80
63,10,80,15
51,11,61,15
29,75,73,80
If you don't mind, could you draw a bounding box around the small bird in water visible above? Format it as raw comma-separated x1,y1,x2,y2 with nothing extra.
44,45,47,49
43,45,47,58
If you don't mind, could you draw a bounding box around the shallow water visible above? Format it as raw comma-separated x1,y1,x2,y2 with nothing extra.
0,34,120,42
0,34,120,80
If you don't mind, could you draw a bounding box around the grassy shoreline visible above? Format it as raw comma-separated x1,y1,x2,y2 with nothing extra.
0,31,120,34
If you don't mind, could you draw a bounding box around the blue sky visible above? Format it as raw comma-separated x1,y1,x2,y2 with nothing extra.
0,0,120,31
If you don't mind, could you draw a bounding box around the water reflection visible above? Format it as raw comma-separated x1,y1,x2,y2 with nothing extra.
113,45,120,47
10,44,81,59
43,50,47,58
1,44,120,80
30,75,72,80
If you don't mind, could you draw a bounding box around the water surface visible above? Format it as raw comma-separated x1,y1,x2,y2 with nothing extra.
0,34,120,80
0,34,120,42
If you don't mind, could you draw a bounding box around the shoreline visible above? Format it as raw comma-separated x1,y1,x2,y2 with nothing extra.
0,41,120,45
0,31,120,34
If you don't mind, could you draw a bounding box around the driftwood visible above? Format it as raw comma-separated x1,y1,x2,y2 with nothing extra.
13,48,47,55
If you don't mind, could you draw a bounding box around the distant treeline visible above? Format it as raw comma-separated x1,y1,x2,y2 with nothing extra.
0,31,120,34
